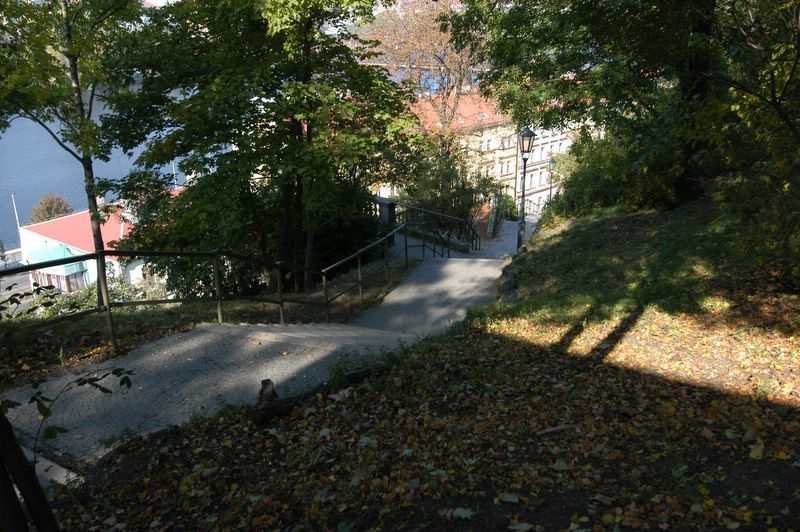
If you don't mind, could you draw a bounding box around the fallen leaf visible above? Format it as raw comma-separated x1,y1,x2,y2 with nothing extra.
749,439,764,460
452,507,475,520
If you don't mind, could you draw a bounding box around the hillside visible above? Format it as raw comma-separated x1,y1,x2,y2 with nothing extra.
57,201,800,530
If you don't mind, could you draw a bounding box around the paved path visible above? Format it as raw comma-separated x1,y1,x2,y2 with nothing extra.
5,323,415,463
3,215,536,468
354,258,505,336
390,216,537,261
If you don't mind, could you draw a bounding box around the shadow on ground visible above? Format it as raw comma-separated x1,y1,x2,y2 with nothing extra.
35,200,800,529
52,327,800,530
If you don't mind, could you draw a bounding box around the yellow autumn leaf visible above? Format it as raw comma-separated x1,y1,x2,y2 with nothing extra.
223,438,233,448
749,439,764,460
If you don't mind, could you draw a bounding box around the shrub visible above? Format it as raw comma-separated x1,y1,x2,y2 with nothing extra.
38,274,141,320
495,193,518,220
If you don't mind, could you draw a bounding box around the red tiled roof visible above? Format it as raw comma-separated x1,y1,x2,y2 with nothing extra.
21,208,133,261
412,91,509,132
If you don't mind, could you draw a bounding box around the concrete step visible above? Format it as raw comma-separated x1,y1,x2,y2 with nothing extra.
3,322,416,463
354,257,506,336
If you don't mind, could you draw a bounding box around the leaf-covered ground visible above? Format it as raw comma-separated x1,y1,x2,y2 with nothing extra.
55,201,799,530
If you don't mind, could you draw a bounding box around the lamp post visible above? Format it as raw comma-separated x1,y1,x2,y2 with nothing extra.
548,157,556,202
517,127,535,249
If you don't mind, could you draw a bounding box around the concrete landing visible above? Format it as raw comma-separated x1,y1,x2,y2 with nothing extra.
4,323,414,463
354,257,506,336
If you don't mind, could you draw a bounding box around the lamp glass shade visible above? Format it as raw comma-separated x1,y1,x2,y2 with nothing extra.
548,157,556,172
518,127,535,155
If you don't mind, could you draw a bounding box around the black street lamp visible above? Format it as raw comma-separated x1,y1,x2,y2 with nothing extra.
548,157,556,202
517,127,535,249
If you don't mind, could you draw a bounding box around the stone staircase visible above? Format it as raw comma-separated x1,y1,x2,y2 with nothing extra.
3,216,534,467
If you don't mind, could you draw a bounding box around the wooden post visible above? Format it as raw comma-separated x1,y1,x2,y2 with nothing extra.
0,462,29,532
0,412,60,532
213,252,223,324
357,254,363,305
96,251,117,353
383,243,389,284
404,230,409,269
322,273,330,322
276,264,284,325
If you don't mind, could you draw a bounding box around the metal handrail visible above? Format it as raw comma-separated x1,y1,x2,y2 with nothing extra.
321,223,407,274
0,253,97,276
103,249,216,259
396,202,466,224
396,203,481,252
1,223,413,347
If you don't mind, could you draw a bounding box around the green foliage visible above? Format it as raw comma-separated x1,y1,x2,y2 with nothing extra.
540,124,679,227
451,0,800,279
37,275,140,320
398,135,500,224
718,157,800,281
103,0,413,293
0,283,57,322
494,193,518,221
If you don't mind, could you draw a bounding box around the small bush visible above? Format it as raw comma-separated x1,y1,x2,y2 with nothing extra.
398,134,500,224
495,193,518,220
38,275,141,320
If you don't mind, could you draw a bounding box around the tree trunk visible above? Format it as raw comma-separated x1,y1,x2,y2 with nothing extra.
304,207,315,289
60,0,111,308
277,182,293,266
292,176,305,292
674,0,716,203
82,157,112,309
303,124,315,289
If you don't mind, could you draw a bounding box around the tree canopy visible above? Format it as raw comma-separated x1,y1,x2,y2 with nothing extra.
358,1,475,133
0,0,143,304
29,194,74,224
103,0,419,293
450,0,800,274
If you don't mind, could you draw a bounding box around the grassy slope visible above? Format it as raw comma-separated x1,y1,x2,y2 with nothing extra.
56,201,799,531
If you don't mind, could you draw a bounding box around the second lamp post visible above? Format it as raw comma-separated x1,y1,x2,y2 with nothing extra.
517,127,535,249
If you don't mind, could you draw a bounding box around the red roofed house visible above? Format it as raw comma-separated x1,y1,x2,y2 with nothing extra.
404,91,573,214
19,207,144,293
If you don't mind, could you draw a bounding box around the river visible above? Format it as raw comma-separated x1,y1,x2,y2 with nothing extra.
0,116,176,249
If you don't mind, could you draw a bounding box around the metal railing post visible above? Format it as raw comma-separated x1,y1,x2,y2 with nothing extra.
213,252,223,324
447,232,451,258
322,272,330,322
276,263,284,325
422,222,426,258
96,250,118,353
357,253,364,305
